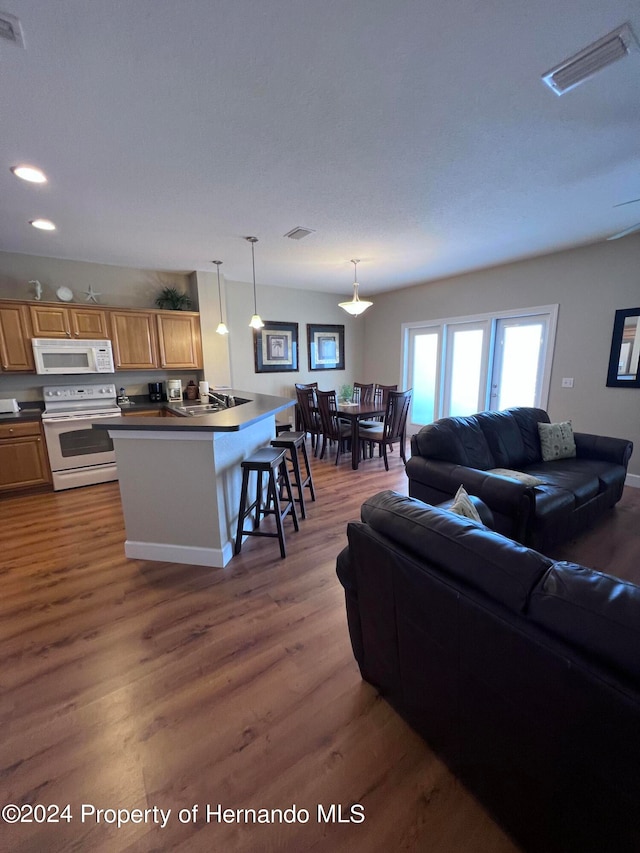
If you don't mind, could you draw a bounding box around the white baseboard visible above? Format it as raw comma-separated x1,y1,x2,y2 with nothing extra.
124,539,234,568
625,473,640,489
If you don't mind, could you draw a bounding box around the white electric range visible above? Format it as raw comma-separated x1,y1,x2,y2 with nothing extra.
41,383,122,491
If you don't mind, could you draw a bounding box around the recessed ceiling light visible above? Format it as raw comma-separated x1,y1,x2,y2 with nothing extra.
11,164,47,183
30,218,56,231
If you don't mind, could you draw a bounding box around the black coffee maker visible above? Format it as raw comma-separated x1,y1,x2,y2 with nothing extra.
148,382,163,402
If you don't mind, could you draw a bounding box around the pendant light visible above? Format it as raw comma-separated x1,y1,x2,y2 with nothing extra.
246,236,264,329
211,260,229,335
339,259,373,316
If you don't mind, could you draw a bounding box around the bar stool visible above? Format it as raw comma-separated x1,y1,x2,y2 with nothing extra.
270,430,316,520
234,446,299,559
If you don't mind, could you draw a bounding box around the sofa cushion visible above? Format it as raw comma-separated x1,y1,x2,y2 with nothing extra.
412,415,495,470
477,410,529,468
529,562,640,685
538,421,576,461
509,407,549,465
361,490,552,611
524,459,601,506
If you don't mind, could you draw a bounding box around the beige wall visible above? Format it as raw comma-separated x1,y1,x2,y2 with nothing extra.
0,252,194,309
363,234,640,476
222,278,363,399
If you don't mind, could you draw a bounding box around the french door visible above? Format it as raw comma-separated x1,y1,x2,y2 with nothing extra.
404,306,557,431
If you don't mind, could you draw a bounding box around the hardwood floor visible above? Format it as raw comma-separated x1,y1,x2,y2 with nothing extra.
2,444,639,853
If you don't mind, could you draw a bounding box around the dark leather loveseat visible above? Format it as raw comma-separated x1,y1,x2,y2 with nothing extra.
405,407,633,550
337,490,640,853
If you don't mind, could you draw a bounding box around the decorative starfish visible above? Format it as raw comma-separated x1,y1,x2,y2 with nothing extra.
84,285,101,303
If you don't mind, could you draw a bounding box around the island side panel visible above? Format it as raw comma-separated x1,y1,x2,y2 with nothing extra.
108,416,275,567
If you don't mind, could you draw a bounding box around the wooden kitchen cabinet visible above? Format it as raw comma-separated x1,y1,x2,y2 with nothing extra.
0,421,51,493
109,310,159,370
156,312,202,369
30,304,109,339
0,302,35,372
121,408,166,417
0,299,202,374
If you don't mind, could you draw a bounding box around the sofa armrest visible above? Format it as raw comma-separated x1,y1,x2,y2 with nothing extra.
336,541,365,669
406,456,533,541
573,432,633,468
407,457,533,516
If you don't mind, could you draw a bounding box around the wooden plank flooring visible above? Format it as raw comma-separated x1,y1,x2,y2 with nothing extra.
2,443,639,853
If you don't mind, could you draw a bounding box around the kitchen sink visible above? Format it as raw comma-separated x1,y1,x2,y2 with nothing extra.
170,403,226,416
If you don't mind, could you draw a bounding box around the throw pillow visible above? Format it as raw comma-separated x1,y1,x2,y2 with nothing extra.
448,484,482,523
538,421,576,462
489,468,543,487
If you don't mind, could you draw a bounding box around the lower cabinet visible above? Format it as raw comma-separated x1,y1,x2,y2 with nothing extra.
0,421,51,493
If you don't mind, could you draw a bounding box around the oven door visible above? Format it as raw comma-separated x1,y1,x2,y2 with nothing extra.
42,412,120,489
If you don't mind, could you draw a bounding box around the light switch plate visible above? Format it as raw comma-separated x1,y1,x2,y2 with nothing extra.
561,377,574,388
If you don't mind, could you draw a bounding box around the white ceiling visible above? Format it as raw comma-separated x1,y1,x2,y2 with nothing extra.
1,0,640,296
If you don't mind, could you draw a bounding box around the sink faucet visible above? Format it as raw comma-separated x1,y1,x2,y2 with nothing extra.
208,391,229,408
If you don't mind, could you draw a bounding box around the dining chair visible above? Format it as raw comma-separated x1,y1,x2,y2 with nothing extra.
295,386,322,454
316,389,352,465
352,382,374,404
358,389,412,470
374,383,398,407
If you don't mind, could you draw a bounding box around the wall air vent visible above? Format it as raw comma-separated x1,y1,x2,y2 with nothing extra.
542,23,638,95
284,226,315,240
0,11,25,47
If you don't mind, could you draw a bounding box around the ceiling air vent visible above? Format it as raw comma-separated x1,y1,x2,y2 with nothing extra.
0,11,25,47
284,226,315,240
542,23,638,95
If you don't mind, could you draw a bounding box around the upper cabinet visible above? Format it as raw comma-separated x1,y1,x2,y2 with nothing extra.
0,302,35,372
0,299,203,373
110,310,159,370
157,312,202,369
110,309,203,370
30,304,109,339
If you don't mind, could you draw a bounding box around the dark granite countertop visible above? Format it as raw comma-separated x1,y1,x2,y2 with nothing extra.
98,391,294,433
0,403,45,424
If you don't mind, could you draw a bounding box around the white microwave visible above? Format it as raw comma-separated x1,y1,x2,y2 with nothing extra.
32,338,115,375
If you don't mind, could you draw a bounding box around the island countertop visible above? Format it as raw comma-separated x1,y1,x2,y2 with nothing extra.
94,390,294,433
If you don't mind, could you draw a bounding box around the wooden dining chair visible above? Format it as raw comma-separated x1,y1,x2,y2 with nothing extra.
295,386,322,454
374,383,398,407
316,389,352,465
352,382,374,404
358,389,412,470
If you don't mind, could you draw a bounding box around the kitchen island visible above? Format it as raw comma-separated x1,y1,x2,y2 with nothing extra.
94,391,295,568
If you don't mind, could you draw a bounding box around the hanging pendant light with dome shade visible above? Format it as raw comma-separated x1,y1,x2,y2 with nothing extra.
339,259,372,316
246,236,264,329
212,260,229,335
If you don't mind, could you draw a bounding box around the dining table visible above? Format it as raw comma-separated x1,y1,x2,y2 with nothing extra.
335,400,386,470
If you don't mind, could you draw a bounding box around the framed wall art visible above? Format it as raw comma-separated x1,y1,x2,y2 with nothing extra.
253,321,299,373
307,323,345,371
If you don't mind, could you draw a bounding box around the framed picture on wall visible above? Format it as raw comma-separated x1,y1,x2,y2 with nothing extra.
254,321,299,373
308,324,345,371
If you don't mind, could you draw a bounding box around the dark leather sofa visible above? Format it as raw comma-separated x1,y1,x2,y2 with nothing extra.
337,490,640,853
405,407,633,550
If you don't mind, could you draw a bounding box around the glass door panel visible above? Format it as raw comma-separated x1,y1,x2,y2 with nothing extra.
407,328,440,429
490,316,548,410
443,323,489,417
